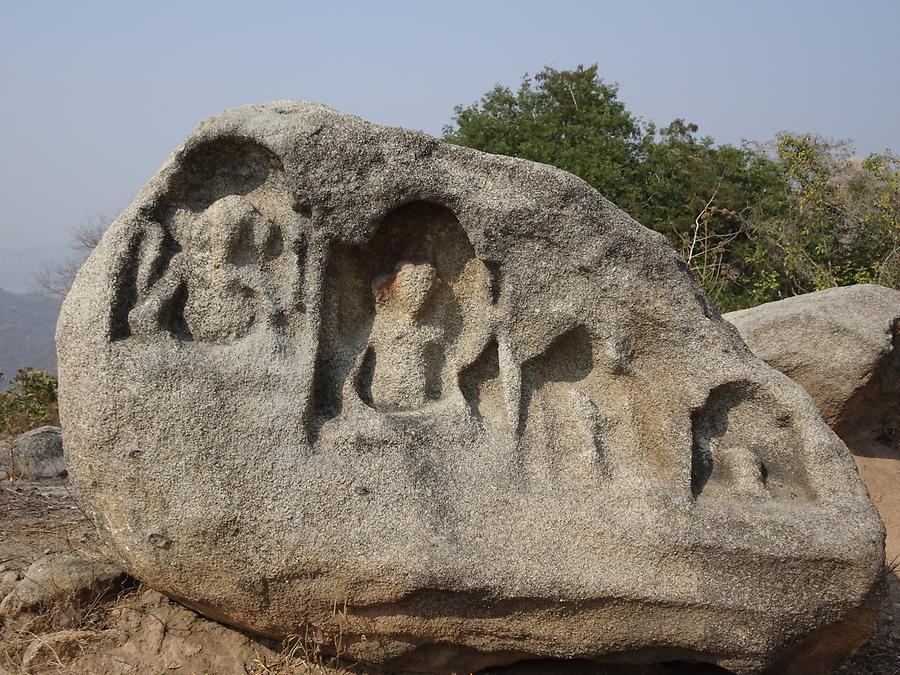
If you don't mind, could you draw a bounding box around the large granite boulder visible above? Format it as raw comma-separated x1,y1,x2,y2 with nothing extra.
725,284,900,451
57,102,884,673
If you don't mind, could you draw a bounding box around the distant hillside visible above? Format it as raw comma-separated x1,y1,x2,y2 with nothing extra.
0,288,61,389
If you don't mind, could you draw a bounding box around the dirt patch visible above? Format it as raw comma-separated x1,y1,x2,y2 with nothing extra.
0,479,101,571
855,453,900,564
0,479,347,674
836,440,900,674
9,588,324,675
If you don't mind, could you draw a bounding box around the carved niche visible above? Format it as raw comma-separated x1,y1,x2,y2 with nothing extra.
315,201,494,418
116,138,302,344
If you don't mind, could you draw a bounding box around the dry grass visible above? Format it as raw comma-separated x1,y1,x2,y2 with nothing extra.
251,598,357,675
1,595,105,673
0,561,136,673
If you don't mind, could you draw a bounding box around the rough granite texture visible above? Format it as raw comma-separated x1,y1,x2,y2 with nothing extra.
6,426,66,478
726,284,900,450
57,102,885,674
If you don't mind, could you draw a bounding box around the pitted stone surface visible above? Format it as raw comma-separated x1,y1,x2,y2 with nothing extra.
57,102,884,673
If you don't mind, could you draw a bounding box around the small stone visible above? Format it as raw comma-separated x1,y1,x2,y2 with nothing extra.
0,556,129,622
148,534,171,549
7,426,66,478
0,570,20,600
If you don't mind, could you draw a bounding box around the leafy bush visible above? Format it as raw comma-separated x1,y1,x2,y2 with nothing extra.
745,135,900,303
0,368,59,437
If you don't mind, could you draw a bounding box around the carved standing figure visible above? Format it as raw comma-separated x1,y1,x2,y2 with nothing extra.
367,260,445,412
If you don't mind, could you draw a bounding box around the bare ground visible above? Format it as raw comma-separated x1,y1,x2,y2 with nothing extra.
1,452,899,674
837,449,900,675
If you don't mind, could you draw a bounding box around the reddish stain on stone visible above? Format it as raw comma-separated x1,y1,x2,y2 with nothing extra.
375,273,398,302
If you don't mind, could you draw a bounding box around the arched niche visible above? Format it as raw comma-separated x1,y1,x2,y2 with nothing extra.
315,201,493,419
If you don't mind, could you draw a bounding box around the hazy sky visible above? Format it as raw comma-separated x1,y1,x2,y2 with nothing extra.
1,0,898,255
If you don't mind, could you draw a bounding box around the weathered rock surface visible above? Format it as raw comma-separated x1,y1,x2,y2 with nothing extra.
57,102,884,673
0,571,20,603
6,426,66,478
725,284,900,450
0,556,129,623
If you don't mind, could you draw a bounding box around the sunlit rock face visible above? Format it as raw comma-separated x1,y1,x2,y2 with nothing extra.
726,284,900,451
57,102,884,674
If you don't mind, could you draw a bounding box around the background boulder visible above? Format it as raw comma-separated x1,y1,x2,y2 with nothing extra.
6,426,65,479
725,284,900,449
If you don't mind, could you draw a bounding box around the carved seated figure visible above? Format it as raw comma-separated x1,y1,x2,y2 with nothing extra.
367,260,445,412
129,195,283,342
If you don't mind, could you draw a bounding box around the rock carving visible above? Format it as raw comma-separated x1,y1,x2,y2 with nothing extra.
57,103,885,674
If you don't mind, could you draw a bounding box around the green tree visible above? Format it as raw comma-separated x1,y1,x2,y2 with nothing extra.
746,135,900,302
633,121,788,308
443,65,644,208
445,66,788,310
444,66,898,311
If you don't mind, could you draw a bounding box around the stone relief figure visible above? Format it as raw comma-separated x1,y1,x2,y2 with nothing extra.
129,195,286,342
317,202,496,422
367,259,446,412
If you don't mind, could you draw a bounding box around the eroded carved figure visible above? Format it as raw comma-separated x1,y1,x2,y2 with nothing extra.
129,196,289,341
56,103,885,674
369,259,444,411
